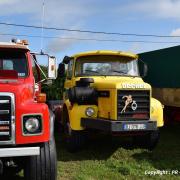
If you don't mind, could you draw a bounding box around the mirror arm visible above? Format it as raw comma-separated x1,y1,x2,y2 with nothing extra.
31,54,48,80
30,52,56,80
138,58,148,77
31,52,55,59
35,79,46,84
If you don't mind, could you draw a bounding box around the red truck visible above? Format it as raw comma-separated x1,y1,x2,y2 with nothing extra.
0,40,57,179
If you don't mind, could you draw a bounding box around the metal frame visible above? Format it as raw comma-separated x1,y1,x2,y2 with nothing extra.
117,89,151,120
0,92,15,145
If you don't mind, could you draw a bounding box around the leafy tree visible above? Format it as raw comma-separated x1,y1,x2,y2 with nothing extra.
33,65,65,100
42,76,65,100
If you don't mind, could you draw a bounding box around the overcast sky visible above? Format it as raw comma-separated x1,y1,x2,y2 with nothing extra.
0,0,180,62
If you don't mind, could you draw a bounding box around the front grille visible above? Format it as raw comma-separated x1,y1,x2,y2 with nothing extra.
117,90,150,120
0,93,15,144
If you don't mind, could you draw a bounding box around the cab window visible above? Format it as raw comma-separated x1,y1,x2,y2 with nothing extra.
0,49,28,77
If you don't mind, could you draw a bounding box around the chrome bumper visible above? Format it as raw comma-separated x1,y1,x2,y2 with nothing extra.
0,147,40,157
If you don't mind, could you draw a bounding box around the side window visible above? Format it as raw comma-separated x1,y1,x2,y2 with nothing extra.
67,60,73,79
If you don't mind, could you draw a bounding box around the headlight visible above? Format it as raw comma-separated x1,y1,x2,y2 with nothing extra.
85,107,95,117
25,118,39,133
23,115,42,135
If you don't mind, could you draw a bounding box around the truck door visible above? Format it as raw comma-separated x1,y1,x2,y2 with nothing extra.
64,59,74,89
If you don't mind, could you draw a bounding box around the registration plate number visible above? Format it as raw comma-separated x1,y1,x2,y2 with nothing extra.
123,124,146,130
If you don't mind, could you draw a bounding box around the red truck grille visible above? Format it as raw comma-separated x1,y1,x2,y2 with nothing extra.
117,90,150,120
0,93,15,144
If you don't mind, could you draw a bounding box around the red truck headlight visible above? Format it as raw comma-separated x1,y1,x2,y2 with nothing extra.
22,115,42,135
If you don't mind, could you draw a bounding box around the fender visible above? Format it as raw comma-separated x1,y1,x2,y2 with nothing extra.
64,100,98,130
151,98,164,127
49,109,55,140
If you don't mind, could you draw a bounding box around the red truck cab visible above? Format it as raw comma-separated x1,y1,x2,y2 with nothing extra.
0,40,57,180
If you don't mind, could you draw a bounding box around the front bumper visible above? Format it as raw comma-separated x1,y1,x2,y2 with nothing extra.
0,147,40,158
81,118,157,132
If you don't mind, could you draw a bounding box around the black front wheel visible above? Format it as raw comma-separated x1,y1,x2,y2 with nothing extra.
24,139,57,180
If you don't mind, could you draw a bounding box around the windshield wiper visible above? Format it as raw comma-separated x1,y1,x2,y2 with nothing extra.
111,70,127,74
85,70,100,74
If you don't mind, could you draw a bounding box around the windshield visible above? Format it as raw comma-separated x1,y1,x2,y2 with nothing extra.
75,55,139,77
0,49,28,78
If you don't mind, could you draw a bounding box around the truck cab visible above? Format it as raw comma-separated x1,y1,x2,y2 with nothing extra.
58,50,164,152
0,40,57,180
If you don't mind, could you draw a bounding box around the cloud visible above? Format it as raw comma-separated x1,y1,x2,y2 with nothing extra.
45,30,101,53
0,0,99,26
0,0,20,6
1,0,179,53
0,0,104,51
117,0,180,20
46,36,77,53
0,0,41,16
170,28,180,36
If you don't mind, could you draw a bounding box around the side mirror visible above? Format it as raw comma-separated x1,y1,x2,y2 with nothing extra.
138,59,148,77
48,56,56,79
63,56,71,64
143,63,148,77
58,63,65,77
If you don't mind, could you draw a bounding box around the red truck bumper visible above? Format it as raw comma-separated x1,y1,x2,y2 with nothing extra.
0,147,40,157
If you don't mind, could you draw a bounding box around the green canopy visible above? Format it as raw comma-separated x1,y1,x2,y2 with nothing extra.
139,45,180,88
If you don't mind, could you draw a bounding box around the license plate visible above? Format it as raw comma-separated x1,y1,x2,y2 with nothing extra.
123,123,146,130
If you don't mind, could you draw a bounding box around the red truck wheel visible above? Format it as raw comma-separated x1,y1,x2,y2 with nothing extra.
24,139,57,180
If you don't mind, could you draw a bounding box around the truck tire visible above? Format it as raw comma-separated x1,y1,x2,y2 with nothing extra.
63,107,86,152
133,130,160,150
24,139,57,180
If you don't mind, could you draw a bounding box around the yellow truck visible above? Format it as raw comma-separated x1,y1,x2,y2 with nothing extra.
58,50,164,152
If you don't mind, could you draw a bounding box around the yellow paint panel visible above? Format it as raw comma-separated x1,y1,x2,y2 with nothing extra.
150,98,164,127
98,89,115,119
68,104,98,130
72,50,138,60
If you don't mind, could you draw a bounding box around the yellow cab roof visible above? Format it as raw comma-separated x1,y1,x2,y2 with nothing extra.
72,50,138,59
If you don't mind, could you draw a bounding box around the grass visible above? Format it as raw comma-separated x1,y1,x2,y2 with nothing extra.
57,123,180,180
4,123,180,179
